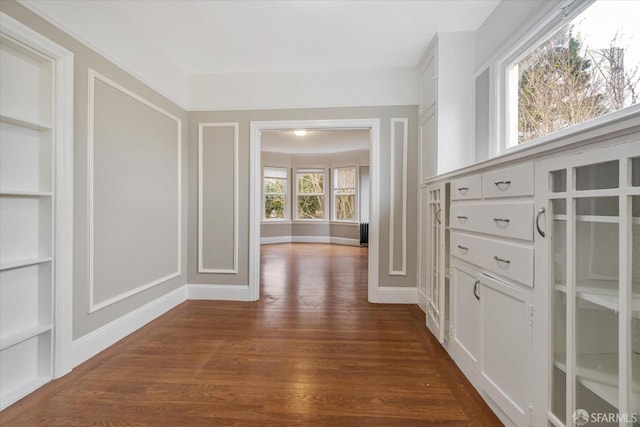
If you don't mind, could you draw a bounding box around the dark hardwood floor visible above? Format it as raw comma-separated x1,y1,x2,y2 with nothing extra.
1,243,501,426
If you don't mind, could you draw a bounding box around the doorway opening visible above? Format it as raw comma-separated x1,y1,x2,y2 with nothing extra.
249,119,380,302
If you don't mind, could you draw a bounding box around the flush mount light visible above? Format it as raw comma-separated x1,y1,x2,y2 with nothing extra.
294,130,307,136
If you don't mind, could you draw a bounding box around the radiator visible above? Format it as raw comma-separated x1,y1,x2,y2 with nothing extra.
359,223,369,247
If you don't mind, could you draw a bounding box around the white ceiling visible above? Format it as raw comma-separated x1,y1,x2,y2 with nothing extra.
21,0,499,74
261,129,370,154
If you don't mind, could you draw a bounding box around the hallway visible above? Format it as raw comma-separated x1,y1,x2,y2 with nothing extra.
1,244,500,425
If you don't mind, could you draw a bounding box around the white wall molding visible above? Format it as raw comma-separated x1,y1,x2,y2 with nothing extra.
0,10,75,379
187,284,252,301
389,118,408,276
87,68,182,313
375,286,417,304
251,118,380,303
330,237,360,247
198,122,239,274
71,286,187,368
261,236,293,245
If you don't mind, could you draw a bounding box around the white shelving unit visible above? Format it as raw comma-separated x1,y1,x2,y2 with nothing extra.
536,142,640,427
0,27,55,410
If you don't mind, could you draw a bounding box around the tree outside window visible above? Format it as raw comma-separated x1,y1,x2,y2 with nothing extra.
296,169,325,220
508,0,639,146
263,167,287,220
333,167,357,222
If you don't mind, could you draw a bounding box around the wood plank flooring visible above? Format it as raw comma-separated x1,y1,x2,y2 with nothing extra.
1,243,501,426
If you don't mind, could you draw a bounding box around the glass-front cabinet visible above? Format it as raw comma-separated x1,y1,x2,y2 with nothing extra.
535,140,640,427
419,182,449,344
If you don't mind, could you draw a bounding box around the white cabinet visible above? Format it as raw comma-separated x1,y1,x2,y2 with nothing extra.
447,162,536,425
478,273,533,427
450,260,480,381
534,139,640,427
419,182,449,343
419,32,475,180
0,15,72,410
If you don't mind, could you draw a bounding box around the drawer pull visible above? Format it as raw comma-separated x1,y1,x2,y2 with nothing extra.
494,180,512,188
492,218,510,226
435,209,442,225
457,245,469,251
494,256,511,264
457,187,469,194
457,215,468,220
473,280,480,300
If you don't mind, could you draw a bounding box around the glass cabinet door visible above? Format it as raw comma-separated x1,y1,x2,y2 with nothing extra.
539,142,640,427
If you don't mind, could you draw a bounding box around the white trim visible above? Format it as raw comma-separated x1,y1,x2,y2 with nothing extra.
294,167,328,221
250,118,380,303
187,284,251,301
198,122,239,274
375,286,417,304
260,236,360,247
262,165,289,221
87,69,182,313
260,236,293,245
0,9,75,380
389,118,408,276
71,286,187,368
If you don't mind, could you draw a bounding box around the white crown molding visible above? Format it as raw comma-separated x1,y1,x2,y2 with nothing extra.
389,118,408,276
198,122,239,274
87,68,182,313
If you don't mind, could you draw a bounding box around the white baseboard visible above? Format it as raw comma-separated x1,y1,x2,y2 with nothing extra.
375,286,417,304
260,236,292,244
330,237,360,246
187,283,252,301
261,236,359,246
71,285,187,368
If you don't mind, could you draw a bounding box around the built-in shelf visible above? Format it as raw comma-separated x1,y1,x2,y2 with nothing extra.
553,214,620,224
0,113,51,131
0,257,52,271
554,353,640,411
0,324,52,351
555,281,640,314
0,190,53,197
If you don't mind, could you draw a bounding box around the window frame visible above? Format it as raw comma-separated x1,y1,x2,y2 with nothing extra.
496,0,640,155
294,167,328,221
332,165,359,223
262,166,289,221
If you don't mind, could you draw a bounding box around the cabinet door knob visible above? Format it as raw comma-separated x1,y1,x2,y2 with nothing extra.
473,280,480,300
536,207,546,238
435,208,442,224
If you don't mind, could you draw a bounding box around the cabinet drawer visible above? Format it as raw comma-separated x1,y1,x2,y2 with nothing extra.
482,163,534,199
450,202,534,241
451,232,533,287
451,174,482,200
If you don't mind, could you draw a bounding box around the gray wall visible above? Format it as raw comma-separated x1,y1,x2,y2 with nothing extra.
189,106,419,288
0,1,189,339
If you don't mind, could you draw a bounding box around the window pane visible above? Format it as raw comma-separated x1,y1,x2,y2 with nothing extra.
335,195,355,221
513,0,640,145
264,178,285,194
264,195,285,219
335,167,356,189
297,173,324,194
297,196,324,219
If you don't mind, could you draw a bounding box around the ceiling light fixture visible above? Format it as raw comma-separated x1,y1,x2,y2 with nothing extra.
294,130,307,137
